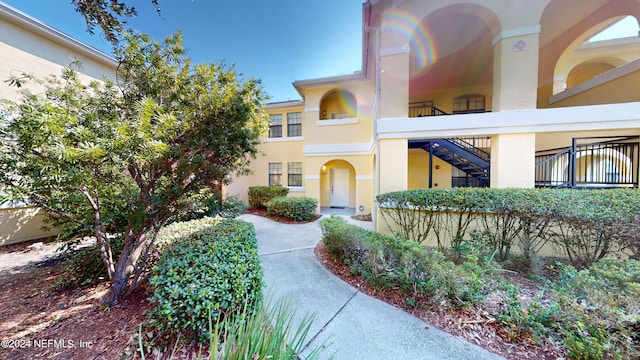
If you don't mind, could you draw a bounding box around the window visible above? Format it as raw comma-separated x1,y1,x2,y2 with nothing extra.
453,94,485,114
287,112,302,137
288,162,302,187
268,163,282,186
269,114,282,138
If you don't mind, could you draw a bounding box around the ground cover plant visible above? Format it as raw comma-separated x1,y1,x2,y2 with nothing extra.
320,216,496,309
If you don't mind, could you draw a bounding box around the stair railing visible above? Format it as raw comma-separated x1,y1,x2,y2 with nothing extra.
444,137,491,162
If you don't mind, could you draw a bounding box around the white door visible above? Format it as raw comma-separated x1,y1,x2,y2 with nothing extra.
330,168,349,208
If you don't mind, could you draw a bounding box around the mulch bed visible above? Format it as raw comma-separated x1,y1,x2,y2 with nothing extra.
246,208,322,224
0,253,152,359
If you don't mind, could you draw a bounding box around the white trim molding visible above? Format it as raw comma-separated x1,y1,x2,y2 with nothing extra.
305,175,321,180
304,142,375,157
287,186,305,192
0,2,117,67
356,175,373,181
492,25,541,47
305,107,320,112
550,59,640,104
377,102,640,138
264,136,305,143
317,118,359,126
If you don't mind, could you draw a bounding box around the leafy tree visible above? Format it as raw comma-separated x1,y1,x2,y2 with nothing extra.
0,31,269,304
72,0,160,44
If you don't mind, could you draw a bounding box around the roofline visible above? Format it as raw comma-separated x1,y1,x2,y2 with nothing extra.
0,1,118,68
292,71,366,98
265,99,305,109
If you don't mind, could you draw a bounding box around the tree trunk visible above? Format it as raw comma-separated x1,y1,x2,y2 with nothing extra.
102,226,152,305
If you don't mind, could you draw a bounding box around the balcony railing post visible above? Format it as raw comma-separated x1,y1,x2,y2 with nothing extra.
570,138,577,188
429,141,434,188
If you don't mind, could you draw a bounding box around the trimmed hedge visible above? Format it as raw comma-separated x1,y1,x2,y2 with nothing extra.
148,218,263,342
377,188,640,268
266,196,318,221
248,186,289,209
319,215,493,308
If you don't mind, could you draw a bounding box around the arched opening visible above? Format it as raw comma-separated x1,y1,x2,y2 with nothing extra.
540,0,640,104
319,89,357,120
319,159,356,212
551,14,639,95
565,59,620,89
549,148,634,187
400,4,498,115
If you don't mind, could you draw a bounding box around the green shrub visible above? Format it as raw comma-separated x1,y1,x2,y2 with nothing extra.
138,297,327,360
148,219,263,343
248,186,289,209
210,298,326,360
319,215,492,309
376,188,640,268
56,218,222,290
175,189,247,222
496,283,558,343
552,258,640,359
266,196,318,221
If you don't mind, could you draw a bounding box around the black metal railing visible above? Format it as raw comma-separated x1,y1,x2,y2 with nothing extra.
445,137,491,162
535,136,639,188
409,101,449,117
452,176,489,188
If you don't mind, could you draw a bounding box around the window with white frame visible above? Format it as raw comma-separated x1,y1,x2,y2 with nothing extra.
288,162,302,187
268,163,282,186
269,114,282,138
452,94,485,114
287,112,302,137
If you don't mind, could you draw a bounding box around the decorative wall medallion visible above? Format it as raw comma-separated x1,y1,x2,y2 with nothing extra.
513,39,528,52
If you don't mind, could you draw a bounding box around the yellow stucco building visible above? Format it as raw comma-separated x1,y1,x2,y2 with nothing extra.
226,0,640,224
2,1,639,241
0,2,116,245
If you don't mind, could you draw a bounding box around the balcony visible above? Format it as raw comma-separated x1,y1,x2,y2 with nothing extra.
409,98,489,118
408,101,448,117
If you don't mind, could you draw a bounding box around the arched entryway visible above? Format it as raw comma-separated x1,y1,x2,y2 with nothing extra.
320,159,356,214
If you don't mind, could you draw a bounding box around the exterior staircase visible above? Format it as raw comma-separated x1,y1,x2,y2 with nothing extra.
410,137,491,187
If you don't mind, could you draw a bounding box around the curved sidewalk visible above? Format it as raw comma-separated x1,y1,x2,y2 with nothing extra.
238,214,504,360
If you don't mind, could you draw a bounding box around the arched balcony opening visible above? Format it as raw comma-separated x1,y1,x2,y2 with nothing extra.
402,4,498,117
319,89,357,120
540,0,640,105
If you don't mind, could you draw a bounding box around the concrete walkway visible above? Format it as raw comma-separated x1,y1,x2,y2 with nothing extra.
238,214,504,360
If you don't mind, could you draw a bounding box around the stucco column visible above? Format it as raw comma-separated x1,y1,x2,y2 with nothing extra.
379,47,410,118
378,138,408,194
493,30,540,111
355,175,373,215
490,133,536,188
304,175,321,212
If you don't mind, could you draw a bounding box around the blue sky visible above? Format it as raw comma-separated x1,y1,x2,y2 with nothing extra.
588,16,640,42
3,0,364,102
